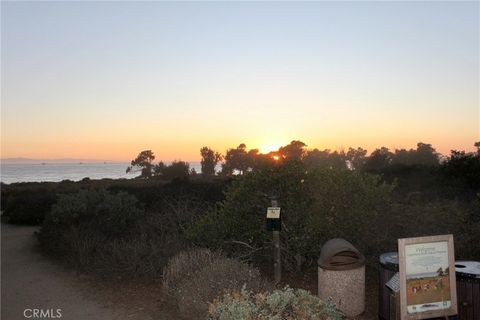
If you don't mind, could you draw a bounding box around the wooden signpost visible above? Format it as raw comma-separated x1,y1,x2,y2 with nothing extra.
398,234,458,320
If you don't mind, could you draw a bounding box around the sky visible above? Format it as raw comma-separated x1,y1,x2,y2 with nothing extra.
1,1,479,161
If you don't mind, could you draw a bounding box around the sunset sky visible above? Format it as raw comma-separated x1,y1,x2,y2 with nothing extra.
2,1,479,162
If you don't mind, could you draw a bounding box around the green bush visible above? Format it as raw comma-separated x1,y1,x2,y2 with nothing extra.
187,161,393,269
1,183,60,225
208,286,343,320
38,188,218,279
39,189,144,266
41,189,144,241
380,198,480,260
2,178,228,225
163,249,269,320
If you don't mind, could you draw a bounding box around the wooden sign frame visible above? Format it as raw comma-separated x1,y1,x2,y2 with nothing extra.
398,234,457,320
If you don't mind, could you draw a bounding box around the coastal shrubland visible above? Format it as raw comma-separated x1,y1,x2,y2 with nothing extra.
38,188,218,279
1,177,227,225
163,249,270,319
1,140,479,307
186,160,394,270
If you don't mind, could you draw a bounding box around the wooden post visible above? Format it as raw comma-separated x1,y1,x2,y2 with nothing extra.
271,199,281,284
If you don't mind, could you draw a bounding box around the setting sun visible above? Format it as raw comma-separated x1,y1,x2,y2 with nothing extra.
259,143,282,154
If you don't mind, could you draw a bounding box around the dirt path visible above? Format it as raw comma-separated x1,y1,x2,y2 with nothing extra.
1,223,127,320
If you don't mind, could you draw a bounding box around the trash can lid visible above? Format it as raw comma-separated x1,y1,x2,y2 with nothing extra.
318,238,365,270
380,252,399,271
455,261,480,279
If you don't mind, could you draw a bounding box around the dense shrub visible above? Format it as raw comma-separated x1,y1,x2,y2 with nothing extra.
1,183,64,225
2,178,229,225
208,286,343,320
38,187,220,279
378,198,480,260
39,189,144,264
187,160,393,269
440,150,480,196
38,189,172,279
163,249,269,320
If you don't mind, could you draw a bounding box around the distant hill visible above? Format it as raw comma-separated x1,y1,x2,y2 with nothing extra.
1,157,118,164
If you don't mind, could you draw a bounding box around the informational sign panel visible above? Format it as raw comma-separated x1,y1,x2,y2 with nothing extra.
398,235,457,320
266,207,281,231
266,207,281,219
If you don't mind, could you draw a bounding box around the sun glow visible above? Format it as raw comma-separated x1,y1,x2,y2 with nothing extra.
259,143,282,154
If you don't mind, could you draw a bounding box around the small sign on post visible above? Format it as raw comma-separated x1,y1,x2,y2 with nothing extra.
266,207,281,231
398,234,458,320
266,199,281,284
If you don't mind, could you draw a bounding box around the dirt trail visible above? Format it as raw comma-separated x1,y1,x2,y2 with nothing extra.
1,223,125,320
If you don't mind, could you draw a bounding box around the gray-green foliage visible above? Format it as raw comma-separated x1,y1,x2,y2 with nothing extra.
39,189,172,278
187,160,393,268
163,249,268,320
44,189,143,234
208,285,343,320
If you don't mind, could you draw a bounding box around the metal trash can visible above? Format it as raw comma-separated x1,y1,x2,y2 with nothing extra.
318,238,365,318
379,253,478,320
455,261,480,320
379,252,399,320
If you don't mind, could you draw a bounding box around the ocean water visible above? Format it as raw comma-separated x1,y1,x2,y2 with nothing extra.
0,162,203,184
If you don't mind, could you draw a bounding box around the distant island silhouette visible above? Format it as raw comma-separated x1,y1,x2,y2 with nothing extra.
1,158,121,164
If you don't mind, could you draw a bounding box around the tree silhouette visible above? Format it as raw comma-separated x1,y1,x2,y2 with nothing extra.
221,143,249,176
389,143,439,167
200,147,223,178
437,267,444,276
413,142,439,166
126,150,155,178
441,142,480,191
247,148,261,169
304,148,347,169
363,147,393,172
279,140,307,160
154,160,190,180
346,147,367,170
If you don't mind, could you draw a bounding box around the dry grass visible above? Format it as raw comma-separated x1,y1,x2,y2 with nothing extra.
162,248,271,319
162,248,224,293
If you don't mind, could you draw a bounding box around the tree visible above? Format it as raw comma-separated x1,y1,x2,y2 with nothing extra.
155,160,190,180
346,147,368,171
441,144,480,191
363,147,393,172
221,143,249,176
304,148,347,170
437,267,444,276
279,140,307,160
414,142,439,166
200,147,223,178
246,148,260,169
390,143,439,167
126,150,155,178
391,148,412,166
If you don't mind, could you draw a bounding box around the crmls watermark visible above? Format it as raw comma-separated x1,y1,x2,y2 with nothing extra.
23,309,62,318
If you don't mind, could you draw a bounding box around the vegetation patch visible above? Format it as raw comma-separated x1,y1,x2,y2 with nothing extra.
208,286,343,320
163,249,270,320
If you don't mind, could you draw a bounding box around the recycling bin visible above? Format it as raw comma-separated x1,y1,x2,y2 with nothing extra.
455,261,480,320
318,238,365,318
379,252,399,320
378,252,478,320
